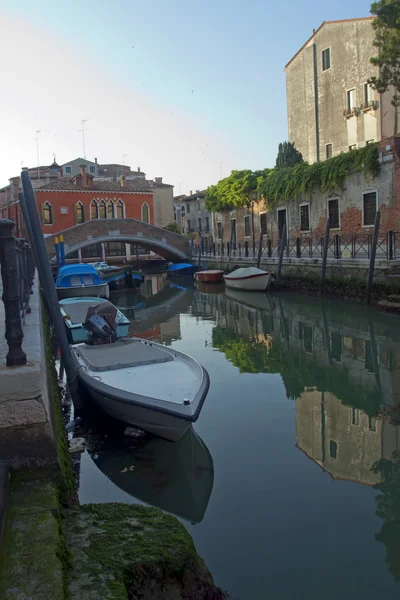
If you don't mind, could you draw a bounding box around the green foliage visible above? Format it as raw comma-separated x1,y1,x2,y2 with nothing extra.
164,222,181,234
373,450,400,581
368,0,400,106
206,145,380,212
205,169,270,212
275,141,303,169
258,144,380,207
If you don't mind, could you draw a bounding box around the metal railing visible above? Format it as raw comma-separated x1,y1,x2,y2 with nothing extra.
193,230,400,262
0,220,35,366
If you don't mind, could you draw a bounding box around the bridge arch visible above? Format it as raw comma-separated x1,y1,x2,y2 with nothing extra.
44,218,190,263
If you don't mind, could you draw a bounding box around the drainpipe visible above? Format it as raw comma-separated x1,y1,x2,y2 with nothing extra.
312,42,320,163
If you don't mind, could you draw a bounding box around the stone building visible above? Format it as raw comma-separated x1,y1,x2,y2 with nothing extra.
211,138,400,246
147,178,174,229
285,17,399,164
175,190,213,246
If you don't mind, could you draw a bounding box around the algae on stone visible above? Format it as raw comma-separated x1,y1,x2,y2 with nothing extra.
65,503,225,600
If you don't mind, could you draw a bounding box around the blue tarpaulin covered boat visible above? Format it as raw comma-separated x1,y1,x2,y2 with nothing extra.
55,264,109,299
167,263,199,278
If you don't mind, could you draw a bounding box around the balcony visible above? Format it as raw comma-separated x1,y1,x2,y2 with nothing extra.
343,107,359,118
360,100,378,112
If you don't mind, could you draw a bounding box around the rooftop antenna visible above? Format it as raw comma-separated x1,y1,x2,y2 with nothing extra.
122,154,128,165
34,130,42,180
79,119,89,159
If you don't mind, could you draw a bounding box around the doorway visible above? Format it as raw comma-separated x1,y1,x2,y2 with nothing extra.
277,209,287,245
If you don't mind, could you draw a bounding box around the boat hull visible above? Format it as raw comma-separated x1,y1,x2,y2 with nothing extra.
83,385,190,441
167,265,199,278
195,270,224,283
223,272,271,291
56,283,109,299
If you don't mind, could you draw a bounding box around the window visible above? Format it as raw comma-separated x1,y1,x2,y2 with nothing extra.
217,221,222,239
90,201,98,219
75,202,84,224
363,191,377,226
230,219,236,246
186,204,190,213
205,217,210,233
352,408,360,426
329,440,338,459
107,202,114,219
89,165,95,173
347,89,356,111
244,215,251,237
64,166,72,174
42,202,53,225
83,243,102,258
106,241,125,256
349,144,357,151
369,416,377,432
260,213,267,235
187,219,191,233
364,82,372,103
322,48,331,71
141,202,150,223
198,218,202,232
326,143,333,159
300,203,310,232
99,200,106,219
331,332,342,362
116,200,124,219
197,201,200,211
327,198,340,229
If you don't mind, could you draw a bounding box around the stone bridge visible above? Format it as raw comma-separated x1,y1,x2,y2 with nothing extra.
44,219,190,262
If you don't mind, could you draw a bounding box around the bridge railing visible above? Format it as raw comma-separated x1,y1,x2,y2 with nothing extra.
192,230,400,262
0,220,35,366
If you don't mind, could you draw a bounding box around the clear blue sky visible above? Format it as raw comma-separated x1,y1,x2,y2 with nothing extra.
1,0,373,190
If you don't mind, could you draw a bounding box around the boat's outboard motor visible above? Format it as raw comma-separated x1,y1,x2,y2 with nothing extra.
85,302,118,345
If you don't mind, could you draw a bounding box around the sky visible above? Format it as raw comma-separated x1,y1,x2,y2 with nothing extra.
0,0,373,193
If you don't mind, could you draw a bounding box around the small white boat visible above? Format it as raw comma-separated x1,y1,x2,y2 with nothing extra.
71,337,210,441
60,297,130,344
223,267,273,291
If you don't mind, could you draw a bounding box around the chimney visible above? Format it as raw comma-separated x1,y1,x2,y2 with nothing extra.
189,190,192,196
138,166,140,173
120,174,125,188
21,167,28,172
94,157,98,164
80,164,88,187
155,177,162,185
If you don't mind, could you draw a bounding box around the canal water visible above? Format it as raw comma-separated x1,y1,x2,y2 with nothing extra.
75,275,400,599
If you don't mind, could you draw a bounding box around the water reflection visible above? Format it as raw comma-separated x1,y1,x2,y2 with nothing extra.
84,424,214,524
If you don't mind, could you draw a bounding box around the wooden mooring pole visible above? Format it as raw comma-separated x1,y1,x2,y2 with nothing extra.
320,218,330,295
365,210,381,305
277,224,286,283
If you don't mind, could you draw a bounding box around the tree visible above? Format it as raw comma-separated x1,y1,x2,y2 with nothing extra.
164,222,181,234
275,141,303,170
368,0,400,134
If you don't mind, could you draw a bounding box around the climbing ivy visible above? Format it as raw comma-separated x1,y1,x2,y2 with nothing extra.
206,144,380,212
258,143,380,207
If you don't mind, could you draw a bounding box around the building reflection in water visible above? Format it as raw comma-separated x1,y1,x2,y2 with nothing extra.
192,287,400,581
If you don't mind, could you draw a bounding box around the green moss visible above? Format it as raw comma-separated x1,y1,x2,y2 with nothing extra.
65,504,210,600
41,297,76,505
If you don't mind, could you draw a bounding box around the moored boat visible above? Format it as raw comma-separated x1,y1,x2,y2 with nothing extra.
72,337,210,441
55,264,109,299
167,263,199,278
194,269,224,284
59,297,130,344
223,267,273,291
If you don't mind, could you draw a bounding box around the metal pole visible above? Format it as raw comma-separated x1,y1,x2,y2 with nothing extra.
277,223,286,283
54,237,60,266
320,218,330,295
365,210,381,305
256,229,263,268
226,221,235,272
198,234,202,268
59,235,65,266
19,173,80,399
0,220,27,366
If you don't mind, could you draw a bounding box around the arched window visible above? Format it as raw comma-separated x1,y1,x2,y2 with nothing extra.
116,200,124,219
99,200,106,219
75,202,84,224
141,202,150,223
107,201,114,219
90,201,98,220
42,202,53,225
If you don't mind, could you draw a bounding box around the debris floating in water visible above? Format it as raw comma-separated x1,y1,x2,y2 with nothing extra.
69,437,86,454
124,426,147,439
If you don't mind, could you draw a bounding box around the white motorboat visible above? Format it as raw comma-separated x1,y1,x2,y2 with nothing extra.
71,337,210,441
223,267,273,291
